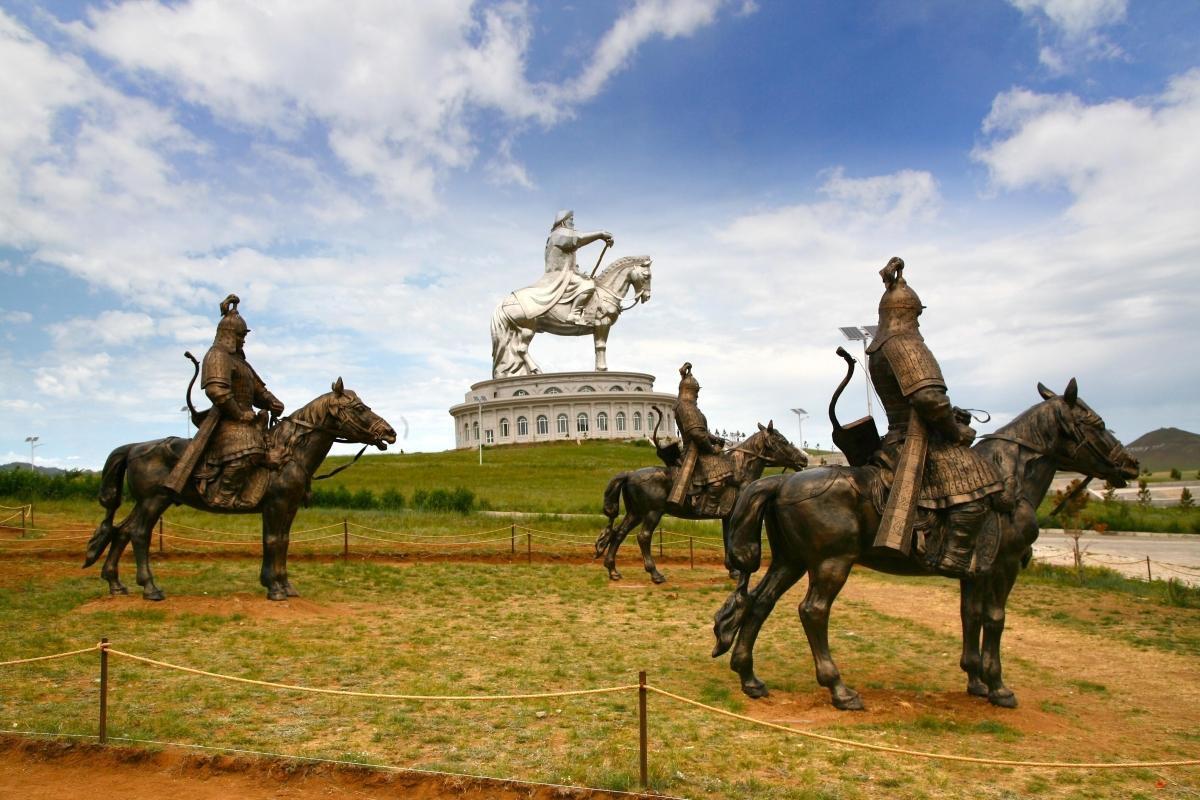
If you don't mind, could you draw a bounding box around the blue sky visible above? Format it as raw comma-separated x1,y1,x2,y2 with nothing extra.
1,0,1198,468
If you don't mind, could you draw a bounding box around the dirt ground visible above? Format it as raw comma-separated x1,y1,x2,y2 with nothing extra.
0,737,656,799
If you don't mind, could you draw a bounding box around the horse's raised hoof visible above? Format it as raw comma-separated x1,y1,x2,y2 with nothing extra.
650,571,667,585
607,569,622,581
142,588,165,602
988,687,1018,708
267,587,288,601
832,687,864,711
285,582,300,598
741,678,769,699
967,676,989,698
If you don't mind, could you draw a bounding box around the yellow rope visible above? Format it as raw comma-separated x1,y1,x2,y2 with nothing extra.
645,685,1200,768
106,648,638,701
0,644,100,667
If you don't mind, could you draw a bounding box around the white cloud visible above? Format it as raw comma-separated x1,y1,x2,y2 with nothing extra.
1,310,33,324
1008,0,1127,72
34,352,113,398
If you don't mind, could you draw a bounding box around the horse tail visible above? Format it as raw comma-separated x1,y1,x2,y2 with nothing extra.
712,474,787,657
84,444,131,568
595,472,628,557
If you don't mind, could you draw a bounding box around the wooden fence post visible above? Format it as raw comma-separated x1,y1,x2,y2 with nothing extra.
158,518,164,554
511,524,516,554
638,670,648,789
20,506,26,538
99,638,109,744
689,537,694,570
28,504,33,530
343,519,349,559
526,532,532,565
1146,556,1152,582
657,529,663,559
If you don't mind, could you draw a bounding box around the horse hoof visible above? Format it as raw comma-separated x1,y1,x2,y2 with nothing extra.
832,690,865,711
741,679,769,699
988,688,1018,709
967,677,988,698
109,585,129,596
651,572,667,584
267,588,288,601
285,583,300,598
143,589,165,602
608,571,622,581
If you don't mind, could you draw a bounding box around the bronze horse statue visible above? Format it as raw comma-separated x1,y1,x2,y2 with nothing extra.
83,378,396,601
594,416,808,583
713,378,1138,709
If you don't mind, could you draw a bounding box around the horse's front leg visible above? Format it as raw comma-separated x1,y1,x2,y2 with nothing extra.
636,510,666,584
800,556,860,710
960,577,987,698
981,565,1020,708
729,560,803,698
262,503,297,601
593,326,609,372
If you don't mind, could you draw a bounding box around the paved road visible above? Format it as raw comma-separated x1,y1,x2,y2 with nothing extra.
1034,530,1200,585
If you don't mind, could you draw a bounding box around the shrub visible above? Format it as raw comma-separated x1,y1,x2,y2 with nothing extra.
380,488,406,510
1137,479,1152,508
1180,487,1195,509
1169,467,1183,480
0,468,102,501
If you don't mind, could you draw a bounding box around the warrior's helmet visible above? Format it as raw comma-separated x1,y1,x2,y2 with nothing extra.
678,361,700,399
874,257,924,342
213,294,250,352
552,209,574,230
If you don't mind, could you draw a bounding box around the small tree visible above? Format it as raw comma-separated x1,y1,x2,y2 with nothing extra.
1102,480,1118,504
1137,479,1153,508
1180,487,1195,509
1053,478,1090,529
1170,467,1182,480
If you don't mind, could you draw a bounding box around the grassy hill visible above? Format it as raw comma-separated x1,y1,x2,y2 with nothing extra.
317,439,669,514
1126,427,1200,472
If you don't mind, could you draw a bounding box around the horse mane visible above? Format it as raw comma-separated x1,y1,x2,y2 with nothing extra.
595,254,650,284
985,395,1059,453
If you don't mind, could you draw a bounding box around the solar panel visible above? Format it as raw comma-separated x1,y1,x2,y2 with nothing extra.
838,326,866,341
862,325,878,337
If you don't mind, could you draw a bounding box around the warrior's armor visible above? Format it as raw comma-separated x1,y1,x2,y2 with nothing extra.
866,258,1003,574
668,362,726,505
543,209,608,322
200,295,284,507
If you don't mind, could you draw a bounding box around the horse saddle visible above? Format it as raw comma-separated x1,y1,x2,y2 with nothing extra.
914,506,1006,578
194,459,272,511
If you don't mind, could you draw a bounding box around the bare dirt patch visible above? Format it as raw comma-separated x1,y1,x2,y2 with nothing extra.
73,592,358,622
0,737,652,800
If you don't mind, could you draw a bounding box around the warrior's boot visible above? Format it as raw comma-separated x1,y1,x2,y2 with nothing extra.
571,293,591,323
938,500,988,575
213,456,254,508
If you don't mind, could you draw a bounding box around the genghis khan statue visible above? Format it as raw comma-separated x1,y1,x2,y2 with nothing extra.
867,258,1005,575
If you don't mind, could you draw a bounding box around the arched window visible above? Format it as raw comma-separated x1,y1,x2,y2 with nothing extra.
472,420,479,439
537,415,549,435
556,413,568,435
578,385,595,393
576,412,589,433
609,385,624,392
633,411,642,431
615,412,626,431
513,389,528,396
517,416,528,436
463,423,469,441
545,387,563,394
596,411,609,432
634,386,644,392
499,418,509,438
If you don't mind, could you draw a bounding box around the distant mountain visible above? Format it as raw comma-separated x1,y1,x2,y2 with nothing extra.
1125,428,1200,472
0,462,73,476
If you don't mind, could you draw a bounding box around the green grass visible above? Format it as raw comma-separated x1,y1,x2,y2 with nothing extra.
1,554,1197,799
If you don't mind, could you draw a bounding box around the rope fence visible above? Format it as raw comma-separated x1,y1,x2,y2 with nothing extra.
0,640,1197,789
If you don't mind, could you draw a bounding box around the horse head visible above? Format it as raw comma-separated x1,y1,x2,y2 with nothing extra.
315,377,398,450
748,420,809,471
629,257,652,304
595,255,653,308
1037,378,1139,487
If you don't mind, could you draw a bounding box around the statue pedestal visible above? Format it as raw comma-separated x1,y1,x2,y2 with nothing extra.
449,371,677,449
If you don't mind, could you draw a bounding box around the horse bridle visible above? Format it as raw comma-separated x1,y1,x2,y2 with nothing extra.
594,263,649,313
726,433,797,470
279,399,383,481
980,402,1123,470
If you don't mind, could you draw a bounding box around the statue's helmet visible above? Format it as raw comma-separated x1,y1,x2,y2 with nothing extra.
213,293,249,352
552,209,574,229
678,361,700,397
874,257,923,342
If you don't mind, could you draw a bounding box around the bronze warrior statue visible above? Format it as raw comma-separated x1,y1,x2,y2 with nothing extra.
667,363,730,508
167,295,286,509
86,295,396,601
713,256,1140,710
867,258,1005,574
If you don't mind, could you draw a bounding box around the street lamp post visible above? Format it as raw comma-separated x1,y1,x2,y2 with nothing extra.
24,436,41,470
181,405,191,437
837,325,878,418
789,408,808,453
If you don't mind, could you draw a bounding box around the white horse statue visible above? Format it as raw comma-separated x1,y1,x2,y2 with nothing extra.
490,255,652,377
